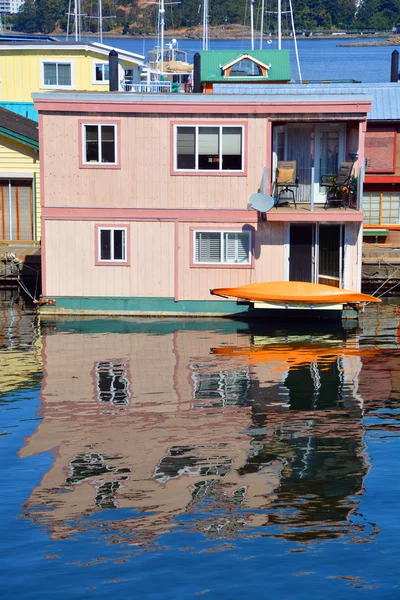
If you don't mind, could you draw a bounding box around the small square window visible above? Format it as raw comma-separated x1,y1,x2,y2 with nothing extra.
95,63,110,82
98,227,127,263
83,123,117,165
42,62,72,87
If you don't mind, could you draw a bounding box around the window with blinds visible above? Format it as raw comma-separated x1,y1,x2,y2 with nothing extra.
194,230,251,265
176,125,243,171
42,62,72,87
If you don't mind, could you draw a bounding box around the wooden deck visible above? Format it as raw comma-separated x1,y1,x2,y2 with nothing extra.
266,202,363,222
0,242,41,286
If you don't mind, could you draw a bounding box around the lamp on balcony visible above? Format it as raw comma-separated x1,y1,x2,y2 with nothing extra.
349,151,358,163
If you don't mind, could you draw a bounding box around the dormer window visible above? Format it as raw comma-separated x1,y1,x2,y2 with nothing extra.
221,54,270,79
230,59,263,77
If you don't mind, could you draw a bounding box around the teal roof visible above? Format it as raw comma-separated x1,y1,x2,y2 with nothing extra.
200,49,291,83
0,102,38,122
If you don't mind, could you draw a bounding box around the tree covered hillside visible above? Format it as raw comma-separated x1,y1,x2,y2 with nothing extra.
12,0,400,36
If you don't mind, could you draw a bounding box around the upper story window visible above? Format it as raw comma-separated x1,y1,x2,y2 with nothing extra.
194,230,251,265
41,61,72,88
175,125,243,172
82,123,117,165
94,62,110,83
230,59,262,77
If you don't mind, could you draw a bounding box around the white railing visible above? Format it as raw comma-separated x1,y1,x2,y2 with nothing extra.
122,80,172,93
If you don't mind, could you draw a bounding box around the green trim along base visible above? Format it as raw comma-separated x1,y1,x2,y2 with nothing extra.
38,296,356,321
39,296,251,316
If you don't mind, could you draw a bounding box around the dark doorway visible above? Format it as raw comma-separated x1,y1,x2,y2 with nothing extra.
289,224,314,282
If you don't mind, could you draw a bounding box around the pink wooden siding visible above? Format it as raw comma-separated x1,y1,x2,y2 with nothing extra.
41,113,267,211
177,221,285,301
345,222,362,291
44,218,288,300
44,220,175,297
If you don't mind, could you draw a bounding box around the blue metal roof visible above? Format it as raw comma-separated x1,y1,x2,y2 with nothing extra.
213,82,400,120
0,102,38,122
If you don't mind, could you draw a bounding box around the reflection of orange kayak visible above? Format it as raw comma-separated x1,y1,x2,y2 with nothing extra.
210,281,381,305
212,344,380,369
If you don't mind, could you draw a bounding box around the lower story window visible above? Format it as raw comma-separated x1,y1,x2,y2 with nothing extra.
194,230,251,265
98,227,127,262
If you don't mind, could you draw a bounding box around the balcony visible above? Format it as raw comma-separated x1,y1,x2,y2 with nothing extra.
253,164,365,223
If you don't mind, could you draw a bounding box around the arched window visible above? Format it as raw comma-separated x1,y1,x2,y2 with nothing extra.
229,59,262,77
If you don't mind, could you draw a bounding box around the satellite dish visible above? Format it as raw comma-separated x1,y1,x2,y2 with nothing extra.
248,193,275,212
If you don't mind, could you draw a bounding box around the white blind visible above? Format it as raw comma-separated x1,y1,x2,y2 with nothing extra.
222,127,242,155
224,232,250,263
195,232,221,263
198,127,219,155
177,127,195,155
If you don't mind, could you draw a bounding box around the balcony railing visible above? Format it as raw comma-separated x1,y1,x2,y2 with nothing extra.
122,80,172,93
255,165,362,212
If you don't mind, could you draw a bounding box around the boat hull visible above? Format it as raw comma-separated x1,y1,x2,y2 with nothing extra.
210,281,381,305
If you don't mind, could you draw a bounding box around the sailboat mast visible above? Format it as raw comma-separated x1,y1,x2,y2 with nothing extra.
160,0,165,76
202,0,208,50
288,0,301,81
250,0,254,50
74,0,78,40
259,0,265,49
277,0,281,49
99,0,103,44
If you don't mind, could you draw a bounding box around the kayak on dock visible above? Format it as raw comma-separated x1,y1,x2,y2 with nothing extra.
210,281,381,306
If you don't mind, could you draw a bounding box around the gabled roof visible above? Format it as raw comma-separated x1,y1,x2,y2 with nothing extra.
0,107,38,151
0,41,145,66
200,49,291,83
221,53,271,71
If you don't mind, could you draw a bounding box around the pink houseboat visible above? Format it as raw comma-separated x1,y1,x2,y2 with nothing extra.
34,84,371,317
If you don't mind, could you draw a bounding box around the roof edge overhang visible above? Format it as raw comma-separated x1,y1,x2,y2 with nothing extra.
221,53,271,71
0,43,145,65
0,126,39,151
32,94,372,118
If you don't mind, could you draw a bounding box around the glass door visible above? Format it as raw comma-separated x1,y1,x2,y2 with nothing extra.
289,224,315,282
317,224,344,288
314,125,345,204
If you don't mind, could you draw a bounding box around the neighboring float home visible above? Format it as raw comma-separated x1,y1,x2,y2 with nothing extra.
34,68,374,315
199,50,292,93
0,107,40,242
0,39,145,106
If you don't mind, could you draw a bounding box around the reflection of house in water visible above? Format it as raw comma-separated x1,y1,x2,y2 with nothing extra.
20,318,380,544
0,290,41,395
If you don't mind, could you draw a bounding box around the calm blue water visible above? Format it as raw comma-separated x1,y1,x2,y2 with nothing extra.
77,35,397,83
1,291,400,598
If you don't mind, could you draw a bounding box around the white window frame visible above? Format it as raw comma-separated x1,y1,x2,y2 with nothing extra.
193,229,251,265
93,61,110,84
40,60,74,89
174,124,244,173
98,226,127,263
82,123,118,165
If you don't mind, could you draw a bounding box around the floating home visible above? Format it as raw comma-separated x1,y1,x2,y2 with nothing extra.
34,85,371,316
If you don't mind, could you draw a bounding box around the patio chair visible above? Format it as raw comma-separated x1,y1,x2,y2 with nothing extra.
275,161,298,208
320,161,353,209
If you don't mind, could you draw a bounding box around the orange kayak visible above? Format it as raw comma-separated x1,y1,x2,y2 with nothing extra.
210,281,381,305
